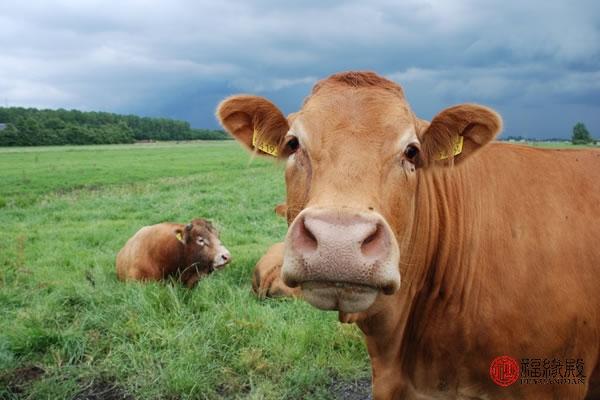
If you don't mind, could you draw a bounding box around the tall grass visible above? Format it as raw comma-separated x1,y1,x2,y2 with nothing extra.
0,142,369,399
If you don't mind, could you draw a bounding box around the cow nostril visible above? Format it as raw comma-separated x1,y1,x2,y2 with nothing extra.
293,216,318,253
222,254,229,261
361,223,385,258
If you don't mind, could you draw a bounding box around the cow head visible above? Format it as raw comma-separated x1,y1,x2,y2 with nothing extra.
175,218,231,273
217,71,501,313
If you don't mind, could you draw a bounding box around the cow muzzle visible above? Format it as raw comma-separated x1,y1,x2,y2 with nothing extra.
213,244,231,269
282,208,400,313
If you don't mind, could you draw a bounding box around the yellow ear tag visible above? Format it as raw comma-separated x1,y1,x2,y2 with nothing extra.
176,232,183,242
438,136,464,160
252,129,279,156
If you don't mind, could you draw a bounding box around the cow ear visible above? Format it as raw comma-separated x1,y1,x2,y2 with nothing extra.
174,229,185,245
415,118,430,136
274,203,287,218
216,95,289,157
419,104,502,167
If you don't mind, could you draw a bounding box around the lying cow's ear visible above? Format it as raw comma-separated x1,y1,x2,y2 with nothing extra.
216,95,289,157
174,229,186,245
419,104,502,167
274,203,287,218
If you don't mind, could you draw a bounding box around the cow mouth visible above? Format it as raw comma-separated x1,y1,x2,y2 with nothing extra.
212,261,229,270
300,281,379,313
212,253,231,270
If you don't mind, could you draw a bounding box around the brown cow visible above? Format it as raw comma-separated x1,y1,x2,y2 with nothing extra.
251,203,301,299
218,71,600,399
274,203,287,218
116,219,231,288
252,242,301,299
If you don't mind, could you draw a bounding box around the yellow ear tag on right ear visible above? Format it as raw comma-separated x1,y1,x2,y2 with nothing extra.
438,135,464,160
252,129,279,156
176,232,183,242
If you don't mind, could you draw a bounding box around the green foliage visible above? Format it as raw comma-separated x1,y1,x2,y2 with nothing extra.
0,142,369,399
571,122,594,145
0,107,229,147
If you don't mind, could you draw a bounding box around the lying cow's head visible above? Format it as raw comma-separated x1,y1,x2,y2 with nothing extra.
217,71,501,313
175,218,231,273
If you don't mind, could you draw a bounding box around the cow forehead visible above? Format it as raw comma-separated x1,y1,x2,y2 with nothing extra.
189,219,217,237
292,87,417,151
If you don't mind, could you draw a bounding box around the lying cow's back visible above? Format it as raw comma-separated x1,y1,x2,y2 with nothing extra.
252,242,302,299
116,223,182,281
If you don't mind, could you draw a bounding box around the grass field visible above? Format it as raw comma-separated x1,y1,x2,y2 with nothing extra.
0,142,369,399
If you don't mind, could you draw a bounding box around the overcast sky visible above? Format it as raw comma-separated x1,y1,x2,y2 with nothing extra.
1,0,599,138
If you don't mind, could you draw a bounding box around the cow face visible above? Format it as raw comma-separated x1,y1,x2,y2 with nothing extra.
218,71,501,313
175,219,231,273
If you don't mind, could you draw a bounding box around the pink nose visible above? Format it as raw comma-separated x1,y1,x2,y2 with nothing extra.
282,208,400,295
221,253,230,262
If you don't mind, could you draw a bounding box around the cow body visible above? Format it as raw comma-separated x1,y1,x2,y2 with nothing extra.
361,144,600,399
116,219,230,288
251,205,302,299
252,242,301,299
218,71,600,399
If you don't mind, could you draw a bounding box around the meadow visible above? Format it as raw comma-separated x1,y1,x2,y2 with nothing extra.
0,142,369,399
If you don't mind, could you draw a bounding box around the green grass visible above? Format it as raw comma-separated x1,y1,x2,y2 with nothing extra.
510,140,599,149
0,142,368,399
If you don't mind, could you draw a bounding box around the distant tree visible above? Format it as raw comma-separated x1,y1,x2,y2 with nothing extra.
191,128,231,140
0,106,228,146
572,122,594,145
0,124,20,146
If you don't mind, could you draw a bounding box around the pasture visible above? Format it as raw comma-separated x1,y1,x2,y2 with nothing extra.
0,142,368,399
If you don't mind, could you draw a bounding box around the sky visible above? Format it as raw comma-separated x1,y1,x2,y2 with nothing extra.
0,0,599,138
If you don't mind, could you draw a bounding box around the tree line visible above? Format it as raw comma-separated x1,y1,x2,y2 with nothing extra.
498,122,596,145
0,107,229,146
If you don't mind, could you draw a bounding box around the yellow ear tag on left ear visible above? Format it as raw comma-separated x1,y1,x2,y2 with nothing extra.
438,136,464,160
252,129,279,156
176,232,183,242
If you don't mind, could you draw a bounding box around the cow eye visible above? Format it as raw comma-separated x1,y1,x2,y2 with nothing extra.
404,144,420,161
196,237,206,247
285,137,300,153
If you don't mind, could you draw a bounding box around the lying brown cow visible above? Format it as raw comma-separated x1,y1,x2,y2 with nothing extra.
252,242,301,299
251,204,301,299
218,71,600,399
274,203,287,218
116,219,231,288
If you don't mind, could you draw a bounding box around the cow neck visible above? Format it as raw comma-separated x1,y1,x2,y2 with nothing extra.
178,243,192,271
416,164,479,316
358,163,480,370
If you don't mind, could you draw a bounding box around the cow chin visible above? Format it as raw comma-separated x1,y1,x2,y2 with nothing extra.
300,281,379,312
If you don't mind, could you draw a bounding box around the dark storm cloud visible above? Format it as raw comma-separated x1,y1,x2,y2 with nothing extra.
0,0,598,137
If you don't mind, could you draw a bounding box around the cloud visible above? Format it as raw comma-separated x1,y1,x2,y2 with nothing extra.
230,76,318,93
0,0,598,137
388,65,600,106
